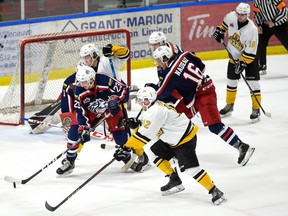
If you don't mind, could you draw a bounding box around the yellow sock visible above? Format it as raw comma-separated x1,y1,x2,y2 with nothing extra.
155,158,174,176
251,93,262,110
226,89,237,105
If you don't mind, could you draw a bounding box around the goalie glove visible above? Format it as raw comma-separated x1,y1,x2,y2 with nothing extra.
102,44,114,57
213,26,225,43
117,117,141,129
235,60,247,74
78,125,90,143
88,99,108,114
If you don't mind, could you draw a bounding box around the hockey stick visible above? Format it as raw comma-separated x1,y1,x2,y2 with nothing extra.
22,117,114,141
4,115,111,186
221,41,271,118
4,141,80,186
45,158,116,212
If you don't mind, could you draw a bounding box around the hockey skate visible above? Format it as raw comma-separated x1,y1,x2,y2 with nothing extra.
56,159,75,175
219,104,234,117
250,108,260,123
209,186,227,205
130,152,151,172
259,64,267,75
161,171,185,196
238,142,255,166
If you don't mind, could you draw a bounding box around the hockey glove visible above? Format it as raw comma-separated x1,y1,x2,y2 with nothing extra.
235,60,247,74
175,99,188,113
213,27,225,43
78,125,90,143
88,99,108,114
108,95,120,116
117,117,141,129
102,44,114,57
113,146,131,161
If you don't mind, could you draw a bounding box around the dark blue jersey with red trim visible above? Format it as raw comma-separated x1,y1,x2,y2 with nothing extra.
75,72,130,127
61,72,77,113
156,51,205,106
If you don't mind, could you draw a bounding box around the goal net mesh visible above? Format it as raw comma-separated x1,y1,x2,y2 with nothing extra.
0,29,131,125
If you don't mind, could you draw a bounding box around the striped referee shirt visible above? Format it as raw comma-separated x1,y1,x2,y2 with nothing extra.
253,0,288,26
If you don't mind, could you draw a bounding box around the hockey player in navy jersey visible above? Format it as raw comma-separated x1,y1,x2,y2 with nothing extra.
150,45,255,167
56,65,131,175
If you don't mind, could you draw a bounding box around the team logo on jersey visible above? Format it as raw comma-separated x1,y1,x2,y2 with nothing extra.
83,97,91,104
230,23,234,28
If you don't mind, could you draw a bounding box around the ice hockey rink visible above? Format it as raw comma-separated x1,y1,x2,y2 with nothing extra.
0,54,288,216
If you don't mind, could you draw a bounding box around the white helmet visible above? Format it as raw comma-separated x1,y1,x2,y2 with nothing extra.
236,2,250,15
76,65,96,84
137,87,157,105
153,46,173,63
149,31,167,45
79,43,99,59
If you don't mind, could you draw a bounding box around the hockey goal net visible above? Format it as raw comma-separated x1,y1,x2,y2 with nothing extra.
0,28,131,126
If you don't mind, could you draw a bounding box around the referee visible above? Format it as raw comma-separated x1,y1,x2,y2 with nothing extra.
253,0,288,75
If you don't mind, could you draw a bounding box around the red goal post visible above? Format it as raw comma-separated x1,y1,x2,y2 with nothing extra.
0,29,131,126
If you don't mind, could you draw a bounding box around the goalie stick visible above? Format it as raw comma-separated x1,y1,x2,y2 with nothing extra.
221,41,272,118
45,158,116,212
4,115,111,187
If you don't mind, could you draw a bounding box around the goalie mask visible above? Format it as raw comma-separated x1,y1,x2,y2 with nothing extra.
76,65,96,89
137,86,157,110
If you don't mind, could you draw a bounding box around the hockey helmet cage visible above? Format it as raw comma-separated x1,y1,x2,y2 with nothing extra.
79,43,99,59
153,46,173,63
236,2,250,15
149,31,167,45
137,86,157,104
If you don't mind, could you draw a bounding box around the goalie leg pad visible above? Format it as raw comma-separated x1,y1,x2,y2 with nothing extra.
29,100,61,134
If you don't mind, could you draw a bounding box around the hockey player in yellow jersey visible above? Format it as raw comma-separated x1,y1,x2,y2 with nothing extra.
213,2,262,122
115,86,227,205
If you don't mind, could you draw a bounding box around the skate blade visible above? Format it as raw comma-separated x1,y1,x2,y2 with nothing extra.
213,196,227,205
162,185,185,196
240,147,255,166
220,112,232,118
138,163,152,173
57,169,74,176
251,117,261,123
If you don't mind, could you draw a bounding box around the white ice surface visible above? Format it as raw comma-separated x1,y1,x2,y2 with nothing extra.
0,54,288,216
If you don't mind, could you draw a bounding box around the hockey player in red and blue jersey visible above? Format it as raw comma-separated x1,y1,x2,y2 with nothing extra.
56,65,130,175
151,46,255,167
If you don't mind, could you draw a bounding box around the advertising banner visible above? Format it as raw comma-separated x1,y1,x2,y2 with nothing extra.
181,2,284,53
0,9,180,76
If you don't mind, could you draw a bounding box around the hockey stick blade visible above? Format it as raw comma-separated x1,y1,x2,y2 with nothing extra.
45,158,116,211
264,112,272,118
121,153,137,172
4,176,23,184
